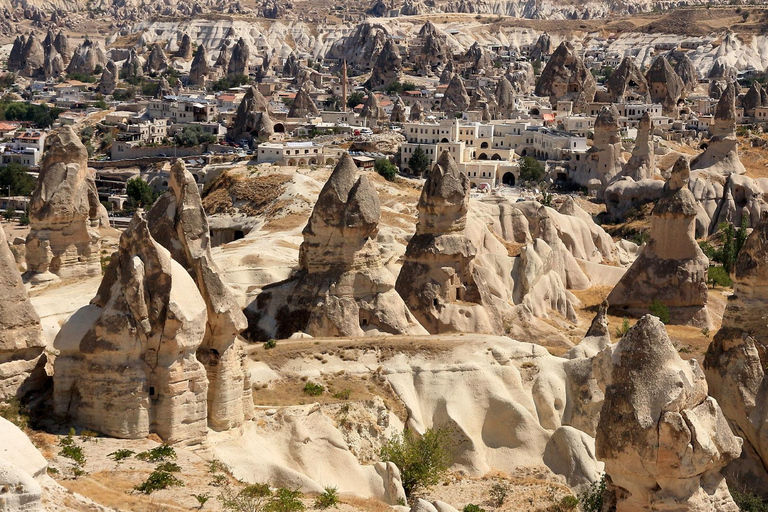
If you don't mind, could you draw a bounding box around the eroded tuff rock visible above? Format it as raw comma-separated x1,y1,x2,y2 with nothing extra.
583,105,624,193
121,48,143,80
535,42,595,111
395,151,512,334
529,32,551,62
390,96,406,123
54,213,209,445
189,46,209,86
741,81,768,116
441,73,470,115
328,22,388,76
495,76,515,117
368,38,402,89
0,227,46,402
646,55,684,116
705,212,768,492
667,50,698,95
147,160,252,431
16,33,44,77
176,33,193,60
604,56,649,103
409,99,424,121
607,157,711,327
25,126,104,282
248,153,426,339
462,41,493,75
597,315,741,511
228,85,272,142
144,43,168,74
98,60,118,95
691,81,746,176
621,110,655,181
416,21,451,76
288,83,319,118
361,90,385,122
66,39,106,76
227,37,249,77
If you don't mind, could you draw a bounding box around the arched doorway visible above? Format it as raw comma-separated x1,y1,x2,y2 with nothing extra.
480,141,489,149
299,158,306,166
309,158,317,165
478,153,488,160
441,138,449,143
502,172,515,186
274,123,285,133
288,158,296,165
491,153,501,160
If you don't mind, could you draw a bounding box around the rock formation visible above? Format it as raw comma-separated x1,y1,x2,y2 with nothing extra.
248,154,427,339
288,83,319,118
495,76,514,117
176,33,193,60
189,46,209,86
607,157,711,327
66,39,106,76
390,96,406,123
368,38,402,89
691,81,746,176
98,60,118,95
121,48,143,80
441,73,470,116
506,61,535,94
54,213,209,445
228,86,272,142
401,0,428,14
645,55,684,116
147,160,252,431
705,212,768,492
367,0,391,16
17,33,44,77
361,90,385,123
257,0,286,18
417,21,451,75
25,126,104,282
328,22,388,76
604,56,649,103
227,37,250,77
742,81,768,117
596,315,741,511
622,110,655,181
534,42,596,111
53,31,71,65
396,151,511,334
0,227,46,402
214,45,229,70
144,43,168,74
463,41,493,74
409,100,424,121
530,32,551,62
667,50,698,95
585,105,625,192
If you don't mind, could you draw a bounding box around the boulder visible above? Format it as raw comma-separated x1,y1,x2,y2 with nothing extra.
53,213,209,445
25,126,104,282
147,160,253,431
597,315,741,511
607,157,711,327
0,227,46,402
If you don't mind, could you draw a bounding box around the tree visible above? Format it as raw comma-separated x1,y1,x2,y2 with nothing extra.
720,222,737,274
375,158,398,181
0,163,36,196
379,428,452,497
174,125,217,147
346,91,365,109
126,177,156,209
408,146,431,177
736,215,749,258
518,156,544,183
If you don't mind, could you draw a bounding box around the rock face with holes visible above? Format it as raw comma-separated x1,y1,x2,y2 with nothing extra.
66,39,106,75
691,81,746,176
227,37,250,77
248,153,426,339
367,38,402,89
604,56,649,103
578,105,625,194
395,151,513,334
0,226,46,402
228,85,272,142
646,55,685,117
98,59,118,95
607,157,711,327
596,315,741,511
147,160,253,431
621,110,656,181
53,213,209,445
535,42,596,111
288,83,319,118
25,125,104,283
144,43,168,74
361,90,385,122
705,212,768,492
441,73,470,116
188,46,209,86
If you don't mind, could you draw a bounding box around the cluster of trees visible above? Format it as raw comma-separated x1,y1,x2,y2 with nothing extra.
0,163,36,196
0,99,63,128
174,125,217,147
374,158,398,181
518,156,545,183
701,218,750,288
125,177,158,211
385,80,417,96
210,74,249,92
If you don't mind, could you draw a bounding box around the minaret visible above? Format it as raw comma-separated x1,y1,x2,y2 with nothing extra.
341,59,348,112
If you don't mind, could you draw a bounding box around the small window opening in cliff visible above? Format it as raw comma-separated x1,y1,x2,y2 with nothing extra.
234,230,245,240
149,386,155,396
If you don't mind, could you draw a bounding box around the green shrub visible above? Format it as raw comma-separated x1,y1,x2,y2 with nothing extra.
731,488,768,511
136,444,177,462
519,156,544,183
578,474,605,512
462,505,485,512
134,470,184,494
375,158,398,182
333,389,351,400
380,427,452,497
155,461,181,473
557,495,579,510
649,299,670,324
303,382,325,396
58,433,86,466
220,483,272,512
264,339,277,349
708,265,732,288
314,486,339,509
107,449,135,462
210,474,228,487
264,488,304,512
194,493,211,509
489,482,510,507
0,397,29,429
615,317,630,338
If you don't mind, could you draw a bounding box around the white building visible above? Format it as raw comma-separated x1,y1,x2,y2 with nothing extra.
1,130,46,166
256,141,344,166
